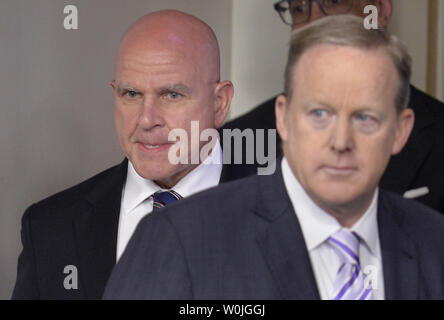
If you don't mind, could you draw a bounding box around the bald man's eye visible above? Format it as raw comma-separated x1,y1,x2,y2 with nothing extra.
123,90,140,99
162,91,183,102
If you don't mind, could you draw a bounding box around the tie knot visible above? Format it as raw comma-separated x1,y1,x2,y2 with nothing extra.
152,190,183,210
328,228,360,265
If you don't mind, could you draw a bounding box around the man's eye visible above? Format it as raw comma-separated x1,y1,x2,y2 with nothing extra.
308,108,332,128
355,113,371,122
166,92,182,100
325,0,343,6
312,109,328,118
122,90,140,98
353,113,380,133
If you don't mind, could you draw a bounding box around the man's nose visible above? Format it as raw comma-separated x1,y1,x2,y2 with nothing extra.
330,117,354,153
291,1,327,30
137,97,164,130
307,1,327,24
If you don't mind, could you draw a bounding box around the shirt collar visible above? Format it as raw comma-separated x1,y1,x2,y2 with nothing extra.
122,139,223,214
281,157,379,255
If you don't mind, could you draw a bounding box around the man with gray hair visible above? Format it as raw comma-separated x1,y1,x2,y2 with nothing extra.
104,15,444,300
222,0,444,214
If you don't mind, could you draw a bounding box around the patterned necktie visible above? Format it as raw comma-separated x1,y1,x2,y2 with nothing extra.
328,228,374,300
152,190,183,211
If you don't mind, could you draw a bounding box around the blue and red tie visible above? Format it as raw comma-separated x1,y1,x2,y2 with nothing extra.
152,190,183,211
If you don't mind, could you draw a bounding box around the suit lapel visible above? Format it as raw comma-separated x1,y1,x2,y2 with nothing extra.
73,159,128,299
378,192,419,299
254,164,320,300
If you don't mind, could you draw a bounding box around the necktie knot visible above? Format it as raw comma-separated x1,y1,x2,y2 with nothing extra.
328,228,360,265
152,190,183,210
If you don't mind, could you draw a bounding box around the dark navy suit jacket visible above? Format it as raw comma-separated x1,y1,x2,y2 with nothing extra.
104,164,444,299
12,158,255,299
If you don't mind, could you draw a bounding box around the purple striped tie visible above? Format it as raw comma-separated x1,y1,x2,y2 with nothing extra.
328,229,373,300
152,190,183,211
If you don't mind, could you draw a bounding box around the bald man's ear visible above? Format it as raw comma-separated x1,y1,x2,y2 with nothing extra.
213,80,234,128
374,0,392,28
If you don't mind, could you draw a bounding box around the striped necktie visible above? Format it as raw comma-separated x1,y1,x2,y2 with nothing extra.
152,190,183,211
328,228,374,300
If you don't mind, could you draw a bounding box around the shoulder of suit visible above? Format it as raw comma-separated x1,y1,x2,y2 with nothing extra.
221,96,278,131
380,190,444,237
409,85,444,119
24,161,126,220
161,174,262,221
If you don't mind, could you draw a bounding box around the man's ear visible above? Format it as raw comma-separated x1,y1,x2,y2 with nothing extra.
374,0,392,28
275,94,289,142
391,107,415,155
213,80,234,128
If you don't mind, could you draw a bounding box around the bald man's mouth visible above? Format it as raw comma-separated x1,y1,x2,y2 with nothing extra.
137,142,172,153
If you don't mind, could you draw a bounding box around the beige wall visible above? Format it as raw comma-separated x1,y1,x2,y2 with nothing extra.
388,0,429,93
230,0,289,118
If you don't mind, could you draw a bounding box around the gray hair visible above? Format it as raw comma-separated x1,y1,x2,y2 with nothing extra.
284,15,412,112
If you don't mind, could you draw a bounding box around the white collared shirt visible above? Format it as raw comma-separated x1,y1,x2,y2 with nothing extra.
116,141,223,261
281,157,385,300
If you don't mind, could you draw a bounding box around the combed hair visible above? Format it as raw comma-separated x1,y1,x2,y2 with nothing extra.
284,15,412,112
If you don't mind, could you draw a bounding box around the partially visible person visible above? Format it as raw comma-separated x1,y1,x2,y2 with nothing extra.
104,16,444,300
12,10,253,299
222,0,444,213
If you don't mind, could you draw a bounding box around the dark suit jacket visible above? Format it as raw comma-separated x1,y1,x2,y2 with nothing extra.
11,158,255,299
104,164,444,300
221,85,444,213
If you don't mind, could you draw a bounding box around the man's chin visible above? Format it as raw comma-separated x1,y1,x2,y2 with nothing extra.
309,186,362,209
132,161,176,180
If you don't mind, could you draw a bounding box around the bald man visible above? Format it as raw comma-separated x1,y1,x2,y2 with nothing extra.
12,10,251,300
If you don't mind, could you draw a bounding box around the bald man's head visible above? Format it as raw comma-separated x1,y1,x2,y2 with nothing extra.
111,10,233,188
116,10,221,83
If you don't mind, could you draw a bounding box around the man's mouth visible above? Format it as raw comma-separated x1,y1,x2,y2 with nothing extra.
137,142,171,152
322,166,357,175
144,144,160,149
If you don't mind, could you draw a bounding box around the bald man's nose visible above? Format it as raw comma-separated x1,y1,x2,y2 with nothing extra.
137,97,164,130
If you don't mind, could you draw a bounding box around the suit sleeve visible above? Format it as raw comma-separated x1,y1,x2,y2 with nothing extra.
11,205,40,299
103,212,192,300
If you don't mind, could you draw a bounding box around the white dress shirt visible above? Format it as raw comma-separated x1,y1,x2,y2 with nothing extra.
281,157,385,300
116,141,223,261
